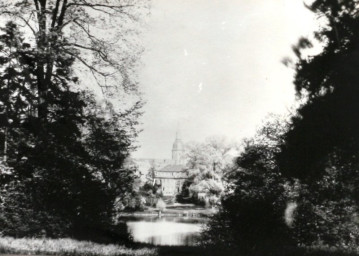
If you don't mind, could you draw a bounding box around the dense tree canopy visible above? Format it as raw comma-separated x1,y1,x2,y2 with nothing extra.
278,0,359,183
276,0,359,248
200,1,359,253
180,137,238,205
0,0,147,120
202,117,293,254
0,18,142,239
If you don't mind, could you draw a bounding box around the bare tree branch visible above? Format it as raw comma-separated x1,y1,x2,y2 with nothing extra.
0,11,38,36
33,0,40,11
57,0,68,28
0,0,146,99
51,0,61,28
62,48,109,77
66,2,134,10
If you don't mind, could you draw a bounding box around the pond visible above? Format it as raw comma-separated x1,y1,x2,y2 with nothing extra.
122,216,206,246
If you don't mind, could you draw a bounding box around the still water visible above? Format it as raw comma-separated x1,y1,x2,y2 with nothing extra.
124,216,205,246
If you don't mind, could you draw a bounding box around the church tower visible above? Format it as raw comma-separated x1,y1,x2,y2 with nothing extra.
172,130,184,165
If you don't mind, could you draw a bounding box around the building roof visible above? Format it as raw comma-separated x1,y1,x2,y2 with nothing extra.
154,164,187,179
157,164,186,173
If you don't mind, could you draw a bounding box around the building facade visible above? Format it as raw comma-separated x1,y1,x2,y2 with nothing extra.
153,131,187,196
153,164,187,196
133,131,187,197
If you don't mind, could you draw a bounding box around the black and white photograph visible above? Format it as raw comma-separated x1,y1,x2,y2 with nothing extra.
0,0,358,256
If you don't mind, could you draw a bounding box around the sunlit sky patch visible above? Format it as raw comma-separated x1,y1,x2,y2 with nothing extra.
134,0,320,159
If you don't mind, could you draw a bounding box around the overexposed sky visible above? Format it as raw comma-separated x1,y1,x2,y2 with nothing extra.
134,0,319,159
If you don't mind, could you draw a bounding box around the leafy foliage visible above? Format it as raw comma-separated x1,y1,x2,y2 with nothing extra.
181,137,238,206
202,117,294,254
0,21,142,239
278,0,359,182
276,0,359,249
0,0,148,97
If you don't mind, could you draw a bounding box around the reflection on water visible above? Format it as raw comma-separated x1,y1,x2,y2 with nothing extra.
124,216,205,246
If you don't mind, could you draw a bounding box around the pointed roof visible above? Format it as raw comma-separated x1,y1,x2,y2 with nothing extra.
172,130,183,151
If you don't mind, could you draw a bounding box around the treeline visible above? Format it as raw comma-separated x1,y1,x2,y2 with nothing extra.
177,137,238,207
0,0,145,241
202,1,359,255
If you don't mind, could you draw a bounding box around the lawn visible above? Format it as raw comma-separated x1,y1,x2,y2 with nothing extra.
0,237,358,256
0,237,157,256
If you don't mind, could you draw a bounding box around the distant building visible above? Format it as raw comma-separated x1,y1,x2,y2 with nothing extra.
133,131,188,196
171,130,184,165
153,164,187,196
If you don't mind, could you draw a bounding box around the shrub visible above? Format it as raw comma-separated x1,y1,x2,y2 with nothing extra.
156,198,166,211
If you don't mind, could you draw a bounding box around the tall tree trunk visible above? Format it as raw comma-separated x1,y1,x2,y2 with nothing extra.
3,127,7,162
36,0,48,121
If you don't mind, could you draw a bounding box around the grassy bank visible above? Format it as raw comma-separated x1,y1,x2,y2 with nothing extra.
155,246,359,256
0,237,358,256
0,237,157,256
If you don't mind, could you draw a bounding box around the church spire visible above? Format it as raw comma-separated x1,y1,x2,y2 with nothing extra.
172,128,183,164
175,129,181,140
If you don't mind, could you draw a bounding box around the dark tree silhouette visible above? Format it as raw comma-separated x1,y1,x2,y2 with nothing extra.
0,22,141,239
202,117,293,255
278,0,359,185
276,0,359,248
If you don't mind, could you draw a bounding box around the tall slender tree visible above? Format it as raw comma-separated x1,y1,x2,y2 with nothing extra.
0,0,147,119
0,21,142,238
